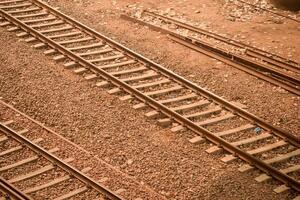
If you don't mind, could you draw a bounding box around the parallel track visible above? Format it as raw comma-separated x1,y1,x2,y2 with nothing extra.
121,11,300,96
0,122,122,200
0,0,299,197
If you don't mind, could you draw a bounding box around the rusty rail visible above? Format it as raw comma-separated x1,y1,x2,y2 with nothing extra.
0,0,299,192
120,14,300,96
143,10,300,74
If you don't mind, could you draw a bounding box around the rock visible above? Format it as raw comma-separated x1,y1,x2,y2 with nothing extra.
127,159,134,165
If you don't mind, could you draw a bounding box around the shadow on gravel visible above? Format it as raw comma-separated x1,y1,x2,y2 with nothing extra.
269,0,300,11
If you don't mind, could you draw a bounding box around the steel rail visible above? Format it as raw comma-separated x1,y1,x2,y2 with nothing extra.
1,0,299,191
1,0,299,146
143,10,300,74
0,177,32,200
120,14,300,96
0,124,123,200
236,0,300,23
169,35,300,95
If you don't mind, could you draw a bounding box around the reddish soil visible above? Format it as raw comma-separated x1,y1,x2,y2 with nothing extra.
0,0,299,199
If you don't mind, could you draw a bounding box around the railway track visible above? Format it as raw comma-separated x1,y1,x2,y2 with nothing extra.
0,120,122,199
0,0,299,198
121,10,300,96
0,100,164,200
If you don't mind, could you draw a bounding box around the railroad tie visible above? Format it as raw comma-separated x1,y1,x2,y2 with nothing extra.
8,157,75,184
238,148,299,172
67,42,104,51
157,118,172,127
22,16,56,24
16,31,28,37
155,93,198,106
34,43,47,49
120,72,159,82
44,49,57,55
171,124,185,133
0,3,32,10
1,120,14,126
78,48,113,57
7,26,19,32
0,138,43,157
214,124,255,138
133,103,147,110
30,20,64,29
40,25,73,34
274,184,290,194
132,78,171,90
7,7,41,15
89,54,125,63
0,21,11,27
53,54,66,61
24,37,37,43
84,74,98,81
188,136,205,144
17,128,29,134
157,100,215,126
96,81,110,87
23,166,92,194
53,186,88,200
144,85,183,97
206,132,272,154
223,140,288,163
73,67,87,74
58,37,94,45
48,31,82,40
0,0,27,4
108,87,122,94
171,100,210,112
97,60,136,70
24,175,71,194
0,136,8,143
255,164,300,183
145,110,160,119
110,66,147,76
119,95,133,101
64,61,77,68
15,12,49,20
183,107,221,119
171,113,235,133
0,148,59,172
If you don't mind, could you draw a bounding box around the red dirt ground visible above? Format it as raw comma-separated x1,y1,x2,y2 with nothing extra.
0,0,299,199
